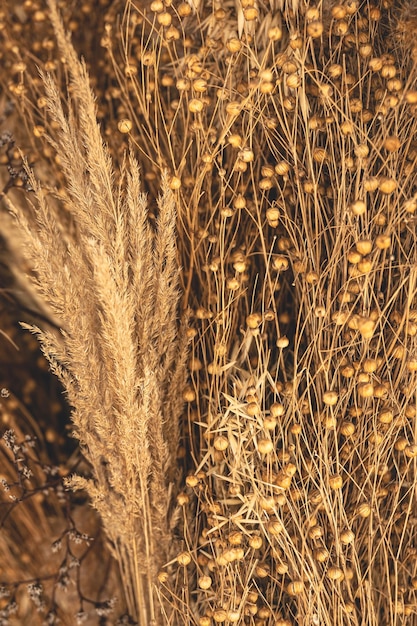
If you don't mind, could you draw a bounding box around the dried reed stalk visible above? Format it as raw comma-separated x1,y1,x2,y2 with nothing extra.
4,1,188,622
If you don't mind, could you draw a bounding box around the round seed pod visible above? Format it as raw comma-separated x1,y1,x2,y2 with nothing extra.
314,548,329,562
258,439,274,454
270,403,285,417
267,519,283,535
363,358,378,373
329,474,343,489
178,2,192,16
354,143,369,159
244,7,258,20
357,502,371,517
287,580,304,595
249,535,263,549
118,118,132,133
375,234,391,249
358,382,374,398
198,576,212,590
263,415,277,430
213,609,227,623
177,551,192,566
158,570,169,582
309,525,323,539
246,402,260,416
341,120,354,135
307,21,324,37
395,437,408,451
273,255,289,270
405,444,417,458
268,26,283,40
340,421,355,436
266,206,280,227
277,336,290,348
157,11,172,26
169,176,181,191
357,258,373,273
384,135,401,151
186,474,200,488
340,529,355,544
327,566,344,580
286,73,300,89
188,98,204,113
350,200,366,215
227,610,240,622
226,37,242,53
357,317,376,339
356,239,373,255
323,391,338,406
213,435,228,451
378,408,394,424
379,178,397,194
246,313,262,329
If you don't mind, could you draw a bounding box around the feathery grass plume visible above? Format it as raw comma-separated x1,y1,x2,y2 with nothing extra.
4,1,189,623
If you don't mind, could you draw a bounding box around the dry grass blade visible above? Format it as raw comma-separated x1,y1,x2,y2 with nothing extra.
3,1,188,623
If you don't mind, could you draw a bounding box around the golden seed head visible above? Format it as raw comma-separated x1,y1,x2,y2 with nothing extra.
228,133,242,148
323,390,338,406
157,11,172,26
246,313,262,329
177,551,192,566
228,531,243,545
273,255,289,271
287,580,304,595
379,177,397,194
314,547,329,562
178,2,192,17
405,444,417,458
375,234,391,250
213,609,227,623
357,502,371,517
213,435,228,451
327,566,344,580
257,438,274,454
384,135,401,152
185,474,200,488
340,529,355,544
177,492,189,506
188,98,204,113
329,474,343,489
158,570,169,583
276,335,289,348
226,38,242,53
244,7,258,20
306,271,319,284
227,610,240,622
309,525,323,539
198,576,212,590
332,5,347,19
350,200,366,216
233,194,246,209
306,6,321,20
238,147,254,162
313,147,327,162
356,239,373,255
268,26,283,41
249,535,263,549
267,519,283,535
169,176,181,190
117,118,132,133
